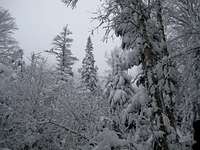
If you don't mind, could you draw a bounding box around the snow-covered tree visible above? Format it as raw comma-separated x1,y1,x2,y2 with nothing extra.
0,7,20,67
80,36,98,92
166,0,200,137
0,53,59,150
0,7,17,51
49,80,107,149
47,25,77,82
87,47,136,150
14,49,25,77
95,0,180,149
104,48,135,113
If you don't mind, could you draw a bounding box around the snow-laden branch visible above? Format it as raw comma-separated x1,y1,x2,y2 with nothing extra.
38,120,90,141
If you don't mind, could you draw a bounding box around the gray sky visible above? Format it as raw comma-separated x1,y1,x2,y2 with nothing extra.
0,0,120,74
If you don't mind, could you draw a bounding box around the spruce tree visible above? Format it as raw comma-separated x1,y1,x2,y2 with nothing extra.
47,25,77,82
80,36,98,92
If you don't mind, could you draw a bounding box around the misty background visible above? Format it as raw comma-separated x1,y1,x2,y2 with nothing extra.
0,0,120,74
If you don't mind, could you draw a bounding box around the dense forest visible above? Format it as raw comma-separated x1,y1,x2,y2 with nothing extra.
0,0,200,150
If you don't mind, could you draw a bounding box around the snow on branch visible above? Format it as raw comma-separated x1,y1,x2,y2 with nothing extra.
38,120,90,141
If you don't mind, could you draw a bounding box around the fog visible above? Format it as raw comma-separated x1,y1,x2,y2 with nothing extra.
0,0,120,74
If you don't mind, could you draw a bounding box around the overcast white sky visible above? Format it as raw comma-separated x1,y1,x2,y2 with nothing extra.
0,0,120,74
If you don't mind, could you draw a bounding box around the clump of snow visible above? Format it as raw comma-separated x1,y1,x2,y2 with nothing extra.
92,128,129,150
125,87,148,114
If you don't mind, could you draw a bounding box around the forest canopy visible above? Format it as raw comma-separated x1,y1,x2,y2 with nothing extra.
0,0,200,150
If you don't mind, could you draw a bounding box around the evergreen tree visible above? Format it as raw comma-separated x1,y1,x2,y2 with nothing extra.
47,25,77,82
0,7,19,66
95,0,179,149
80,36,98,92
88,48,136,150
